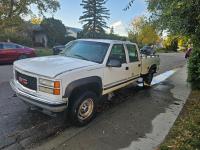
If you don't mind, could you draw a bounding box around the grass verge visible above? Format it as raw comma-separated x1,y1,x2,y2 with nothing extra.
159,90,200,150
35,48,53,56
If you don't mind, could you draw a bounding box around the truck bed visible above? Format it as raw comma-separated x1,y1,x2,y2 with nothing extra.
141,55,160,75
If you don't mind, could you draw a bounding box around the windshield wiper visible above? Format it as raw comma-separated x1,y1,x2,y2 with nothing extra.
74,54,89,61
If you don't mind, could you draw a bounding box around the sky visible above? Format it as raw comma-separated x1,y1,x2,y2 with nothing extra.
32,0,148,36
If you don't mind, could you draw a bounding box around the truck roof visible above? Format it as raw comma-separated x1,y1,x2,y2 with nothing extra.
77,39,136,45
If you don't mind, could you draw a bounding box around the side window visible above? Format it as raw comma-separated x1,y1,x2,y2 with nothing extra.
0,44,3,50
15,44,22,48
126,44,139,62
109,44,126,64
3,43,17,49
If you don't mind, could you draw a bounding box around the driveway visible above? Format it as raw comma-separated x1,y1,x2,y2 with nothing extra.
0,53,187,150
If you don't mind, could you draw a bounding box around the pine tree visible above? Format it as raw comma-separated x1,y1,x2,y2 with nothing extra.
79,0,110,38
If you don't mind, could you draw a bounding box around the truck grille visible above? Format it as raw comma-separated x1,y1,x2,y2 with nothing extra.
16,71,37,91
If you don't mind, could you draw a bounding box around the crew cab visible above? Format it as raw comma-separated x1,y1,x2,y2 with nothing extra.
10,39,160,126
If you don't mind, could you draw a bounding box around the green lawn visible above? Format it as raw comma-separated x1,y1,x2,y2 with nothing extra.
35,48,53,57
159,90,200,150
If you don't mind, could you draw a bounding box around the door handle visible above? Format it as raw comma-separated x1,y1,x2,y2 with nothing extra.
125,67,129,70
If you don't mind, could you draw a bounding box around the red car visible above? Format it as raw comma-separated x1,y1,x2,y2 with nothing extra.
0,42,36,63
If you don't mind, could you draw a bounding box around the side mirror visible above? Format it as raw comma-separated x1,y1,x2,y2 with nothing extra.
107,59,122,68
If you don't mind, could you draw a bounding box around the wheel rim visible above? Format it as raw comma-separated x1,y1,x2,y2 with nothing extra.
78,98,94,121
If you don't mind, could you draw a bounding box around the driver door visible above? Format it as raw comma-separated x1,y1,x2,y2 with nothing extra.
103,44,130,91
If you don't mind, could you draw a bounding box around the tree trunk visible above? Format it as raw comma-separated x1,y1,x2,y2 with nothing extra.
8,0,14,18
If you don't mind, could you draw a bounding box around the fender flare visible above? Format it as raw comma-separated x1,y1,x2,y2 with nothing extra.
64,76,103,98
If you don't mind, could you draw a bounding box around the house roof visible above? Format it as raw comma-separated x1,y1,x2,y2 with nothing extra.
66,26,82,33
32,25,44,31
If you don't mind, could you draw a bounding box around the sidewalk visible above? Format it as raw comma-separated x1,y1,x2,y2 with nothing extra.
159,89,200,149
33,65,190,150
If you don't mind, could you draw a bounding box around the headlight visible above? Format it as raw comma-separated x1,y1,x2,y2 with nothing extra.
39,86,54,94
39,78,60,95
39,79,54,87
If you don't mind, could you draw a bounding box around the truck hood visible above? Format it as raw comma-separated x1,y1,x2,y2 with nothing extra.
14,56,98,78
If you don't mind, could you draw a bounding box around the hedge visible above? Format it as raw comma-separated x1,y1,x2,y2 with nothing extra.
188,48,200,89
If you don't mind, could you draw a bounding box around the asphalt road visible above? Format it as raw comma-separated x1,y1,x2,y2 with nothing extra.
0,53,186,150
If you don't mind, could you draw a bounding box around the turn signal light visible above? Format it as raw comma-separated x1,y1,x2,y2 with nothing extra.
54,81,60,88
53,89,60,95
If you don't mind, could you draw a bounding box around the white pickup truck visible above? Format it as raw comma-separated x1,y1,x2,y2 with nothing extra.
10,39,160,126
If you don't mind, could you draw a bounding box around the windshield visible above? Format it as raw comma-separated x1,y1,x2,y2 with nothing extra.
61,41,110,63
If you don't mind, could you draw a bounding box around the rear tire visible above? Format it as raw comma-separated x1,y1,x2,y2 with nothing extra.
68,91,97,126
143,70,154,88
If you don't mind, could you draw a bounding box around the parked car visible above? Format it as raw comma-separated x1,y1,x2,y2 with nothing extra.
52,45,66,55
140,46,156,55
0,42,36,63
10,39,160,126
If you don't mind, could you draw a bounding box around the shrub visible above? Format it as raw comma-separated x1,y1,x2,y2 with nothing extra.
35,48,53,56
0,33,32,47
188,48,200,89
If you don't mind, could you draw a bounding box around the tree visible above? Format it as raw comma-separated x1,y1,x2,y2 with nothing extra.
123,0,135,11
110,26,114,35
147,0,200,88
137,25,160,46
31,17,42,25
0,0,60,30
147,1,200,40
128,16,160,46
163,36,178,52
79,0,110,38
41,18,67,47
178,36,190,51
0,20,33,46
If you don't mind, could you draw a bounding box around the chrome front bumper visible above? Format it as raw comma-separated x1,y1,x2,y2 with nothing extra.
10,79,68,112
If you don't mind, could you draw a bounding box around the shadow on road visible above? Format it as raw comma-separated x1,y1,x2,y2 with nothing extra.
1,80,181,150
53,81,181,150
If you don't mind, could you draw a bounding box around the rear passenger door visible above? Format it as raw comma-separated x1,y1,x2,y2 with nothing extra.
126,44,141,79
103,44,130,91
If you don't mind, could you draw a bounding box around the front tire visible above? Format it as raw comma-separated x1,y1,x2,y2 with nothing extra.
68,91,97,126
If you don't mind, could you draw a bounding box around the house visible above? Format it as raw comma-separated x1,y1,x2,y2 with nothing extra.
32,25,82,47
66,27,82,38
32,25,48,47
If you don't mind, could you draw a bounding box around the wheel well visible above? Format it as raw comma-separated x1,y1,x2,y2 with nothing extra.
69,82,102,101
149,64,157,73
